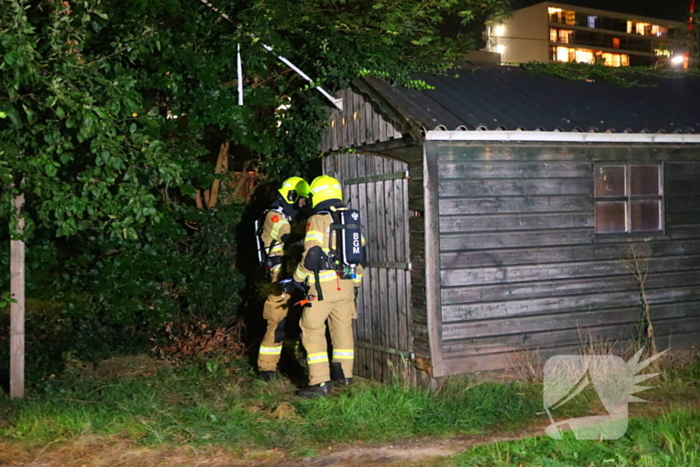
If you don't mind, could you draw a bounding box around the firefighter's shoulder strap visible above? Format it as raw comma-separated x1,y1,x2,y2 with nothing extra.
302,211,333,301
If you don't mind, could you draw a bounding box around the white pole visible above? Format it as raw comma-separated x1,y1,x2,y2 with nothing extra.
237,43,244,106
197,0,343,111
10,191,25,399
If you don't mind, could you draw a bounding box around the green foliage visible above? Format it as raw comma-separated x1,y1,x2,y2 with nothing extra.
0,0,509,378
184,204,245,321
520,61,700,87
2,356,698,461
1,0,180,239
1,0,511,237
450,409,700,466
521,62,644,87
1,358,542,447
0,202,245,382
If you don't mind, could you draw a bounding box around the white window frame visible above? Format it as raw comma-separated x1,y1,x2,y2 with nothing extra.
594,163,664,235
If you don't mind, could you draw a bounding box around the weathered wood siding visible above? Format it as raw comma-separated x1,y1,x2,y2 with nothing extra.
408,158,429,364
432,143,700,376
319,88,403,153
322,153,414,383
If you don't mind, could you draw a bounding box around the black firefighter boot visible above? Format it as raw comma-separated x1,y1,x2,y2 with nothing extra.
331,362,352,386
298,381,331,398
259,371,279,382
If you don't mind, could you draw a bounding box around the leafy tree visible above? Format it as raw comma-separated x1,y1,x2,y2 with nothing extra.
2,0,509,235
0,0,508,379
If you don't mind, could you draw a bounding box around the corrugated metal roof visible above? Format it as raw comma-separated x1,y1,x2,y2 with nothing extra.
362,66,700,134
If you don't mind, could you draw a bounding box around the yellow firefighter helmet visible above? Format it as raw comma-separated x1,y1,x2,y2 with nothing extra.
279,176,310,203
309,175,343,208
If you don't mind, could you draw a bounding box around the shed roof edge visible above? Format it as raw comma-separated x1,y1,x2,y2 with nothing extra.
424,131,700,144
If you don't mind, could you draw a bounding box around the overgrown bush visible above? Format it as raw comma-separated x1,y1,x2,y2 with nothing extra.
0,202,247,386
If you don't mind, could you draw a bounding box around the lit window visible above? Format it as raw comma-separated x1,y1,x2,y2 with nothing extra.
565,11,575,25
550,28,558,42
550,8,575,25
548,7,563,23
558,29,572,43
601,53,622,67
612,38,620,49
594,165,663,234
556,46,570,62
587,16,597,28
635,22,651,35
574,49,594,64
652,25,667,37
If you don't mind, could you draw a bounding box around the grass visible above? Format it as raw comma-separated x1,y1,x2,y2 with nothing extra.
1,349,697,465
445,349,700,467
0,355,544,451
449,408,700,466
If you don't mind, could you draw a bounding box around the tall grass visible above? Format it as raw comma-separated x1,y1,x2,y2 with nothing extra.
450,408,700,467
3,350,697,457
0,357,542,450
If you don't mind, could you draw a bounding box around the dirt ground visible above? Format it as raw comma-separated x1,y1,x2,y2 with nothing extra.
0,423,549,467
4,397,697,467
262,425,549,467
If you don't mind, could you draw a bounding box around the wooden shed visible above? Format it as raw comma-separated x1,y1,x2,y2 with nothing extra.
320,65,700,385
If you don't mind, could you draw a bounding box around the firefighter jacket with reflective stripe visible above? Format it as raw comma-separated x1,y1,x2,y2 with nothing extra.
261,208,292,258
293,209,365,287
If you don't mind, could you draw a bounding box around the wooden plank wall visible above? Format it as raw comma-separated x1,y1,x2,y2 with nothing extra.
322,153,414,384
318,88,403,153
408,159,429,362
435,143,700,375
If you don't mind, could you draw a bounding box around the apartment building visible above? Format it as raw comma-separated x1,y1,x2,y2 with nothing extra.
485,2,685,66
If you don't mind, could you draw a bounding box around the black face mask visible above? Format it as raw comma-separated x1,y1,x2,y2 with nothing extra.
285,190,299,204
272,194,298,218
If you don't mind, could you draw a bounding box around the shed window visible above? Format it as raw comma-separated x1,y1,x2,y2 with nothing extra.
594,164,663,234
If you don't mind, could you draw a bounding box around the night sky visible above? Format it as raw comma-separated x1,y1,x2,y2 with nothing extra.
512,0,692,22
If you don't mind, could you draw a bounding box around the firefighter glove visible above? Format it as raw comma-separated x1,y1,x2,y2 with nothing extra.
279,279,295,295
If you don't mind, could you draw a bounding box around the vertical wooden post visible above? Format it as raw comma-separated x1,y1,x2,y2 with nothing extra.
207,142,229,209
10,192,25,399
423,142,445,379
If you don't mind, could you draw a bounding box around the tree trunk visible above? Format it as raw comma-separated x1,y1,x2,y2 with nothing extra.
207,142,229,208
10,192,25,398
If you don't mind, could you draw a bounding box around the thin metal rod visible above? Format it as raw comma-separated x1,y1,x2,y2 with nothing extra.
197,0,343,111
237,43,243,106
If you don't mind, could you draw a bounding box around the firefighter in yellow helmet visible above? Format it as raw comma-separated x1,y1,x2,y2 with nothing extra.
292,175,365,397
257,176,310,381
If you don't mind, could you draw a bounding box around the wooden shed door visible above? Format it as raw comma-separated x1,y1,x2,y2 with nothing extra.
322,153,413,383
